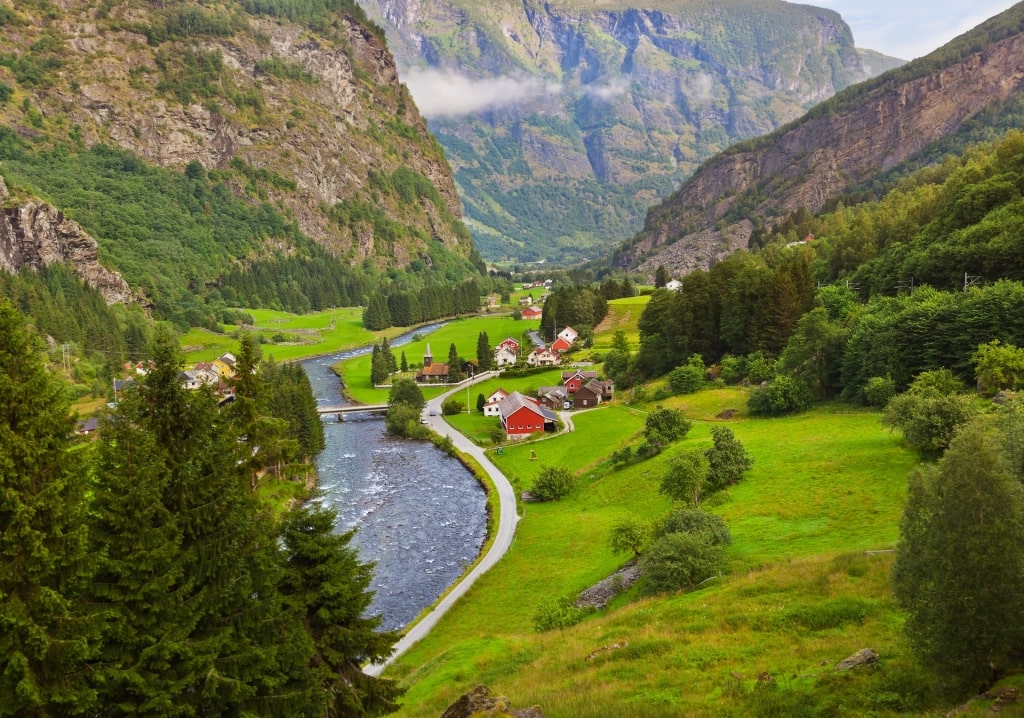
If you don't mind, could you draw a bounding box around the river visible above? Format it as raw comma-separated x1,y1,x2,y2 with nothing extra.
300,328,488,632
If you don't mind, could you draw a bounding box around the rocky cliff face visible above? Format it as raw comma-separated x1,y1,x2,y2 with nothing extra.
617,7,1024,276
0,177,133,304
0,0,474,282
360,0,892,264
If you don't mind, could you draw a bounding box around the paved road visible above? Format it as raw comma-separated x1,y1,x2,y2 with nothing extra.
364,373,519,676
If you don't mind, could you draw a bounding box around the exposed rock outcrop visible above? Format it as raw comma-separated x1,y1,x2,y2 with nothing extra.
440,684,543,718
616,6,1024,277
361,0,895,264
834,648,879,671
0,179,134,305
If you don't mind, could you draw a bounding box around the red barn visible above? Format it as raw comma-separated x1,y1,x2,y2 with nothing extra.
521,305,543,320
562,369,598,394
498,391,556,440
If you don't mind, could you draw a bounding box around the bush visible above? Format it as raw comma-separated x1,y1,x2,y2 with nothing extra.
441,397,464,415
863,375,896,407
533,595,591,631
747,375,812,416
609,515,652,557
882,389,977,456
668,364,704,394
384,404,427,438
655,508,732,546
719,354,745,384
745,351,776,384
530,465,577,501
640,532,727,596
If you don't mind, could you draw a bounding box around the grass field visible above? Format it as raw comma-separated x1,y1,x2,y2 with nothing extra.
384,393,926,717
591,295,650,351
337,315,540,404
178,307,412,365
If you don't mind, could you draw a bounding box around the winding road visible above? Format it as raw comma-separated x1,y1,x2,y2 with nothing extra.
364,372,520,676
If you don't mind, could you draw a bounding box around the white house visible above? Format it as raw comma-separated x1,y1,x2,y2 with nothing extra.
482,388,510,417
665,279,683,291
526,347,560,367
556,326,579,344
494,345,518,367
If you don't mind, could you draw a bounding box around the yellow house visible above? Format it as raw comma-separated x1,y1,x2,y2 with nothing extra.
213,352,237,379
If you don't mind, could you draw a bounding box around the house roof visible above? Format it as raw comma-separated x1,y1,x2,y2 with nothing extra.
418,362,449,377
487,388,510,402
562,370,598,381
498,391,544,420
580,378,605,394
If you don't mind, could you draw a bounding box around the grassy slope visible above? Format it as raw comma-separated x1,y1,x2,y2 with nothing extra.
592,295,650,351
386,391,922,716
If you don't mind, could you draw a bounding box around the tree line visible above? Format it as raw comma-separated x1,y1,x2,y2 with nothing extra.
0,299,397,716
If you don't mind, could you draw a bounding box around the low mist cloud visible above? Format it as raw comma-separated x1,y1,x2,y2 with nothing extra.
402,68,563,117
583,77,629,100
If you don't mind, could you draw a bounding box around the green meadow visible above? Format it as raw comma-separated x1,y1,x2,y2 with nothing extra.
178,307,398,364
336,315,540,404
591,295,650,351
385,391,928,717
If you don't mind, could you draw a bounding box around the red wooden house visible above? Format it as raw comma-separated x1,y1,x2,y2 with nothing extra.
562,369,598,394
498,391,557,440
521,305,543,320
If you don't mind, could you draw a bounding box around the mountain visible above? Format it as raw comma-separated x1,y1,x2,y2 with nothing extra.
358,0,900,265
614,2,1024,277
0,0,481,313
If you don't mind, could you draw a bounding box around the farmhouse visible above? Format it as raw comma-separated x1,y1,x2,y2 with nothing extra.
494,345,518,367
536,385,568,410
521,305,543,320
498,391,557,440
483,388,510,417
526,347,560,367
562,369,598,393
574,379,608,408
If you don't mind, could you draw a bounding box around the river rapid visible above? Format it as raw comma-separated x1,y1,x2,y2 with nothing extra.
300,329,488,632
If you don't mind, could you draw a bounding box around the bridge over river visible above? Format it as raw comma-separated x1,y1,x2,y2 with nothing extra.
316,403,389,419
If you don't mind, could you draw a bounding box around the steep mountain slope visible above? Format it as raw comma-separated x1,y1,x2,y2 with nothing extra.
615,2,1024,277
359,0,894,265
0,0,480,296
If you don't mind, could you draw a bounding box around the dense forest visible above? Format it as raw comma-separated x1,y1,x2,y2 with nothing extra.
0,300,400,716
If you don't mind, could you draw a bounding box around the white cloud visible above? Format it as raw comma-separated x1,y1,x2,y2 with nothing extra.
402,67,563,118
582,77,628,100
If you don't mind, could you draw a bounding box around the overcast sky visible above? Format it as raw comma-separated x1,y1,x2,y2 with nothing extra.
814,1,1018,60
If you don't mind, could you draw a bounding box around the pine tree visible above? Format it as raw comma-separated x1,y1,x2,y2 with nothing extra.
447,342,463,382
381,337,397,374
280,504,403,716
0,300,97,716
476,331,492,371
400,351,408,373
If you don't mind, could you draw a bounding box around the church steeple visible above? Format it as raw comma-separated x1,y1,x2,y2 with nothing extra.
424,343,432,368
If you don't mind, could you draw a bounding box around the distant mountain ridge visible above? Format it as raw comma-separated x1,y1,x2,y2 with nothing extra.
614,2,1024,277
359,0,900,265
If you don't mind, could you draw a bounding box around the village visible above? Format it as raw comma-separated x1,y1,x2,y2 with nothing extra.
408,325,615,443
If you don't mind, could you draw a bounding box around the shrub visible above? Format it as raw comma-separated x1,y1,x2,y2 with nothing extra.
668,364,704,394
747,375,812,416
719,354,745,384
533,595,591,632
609,515,652,557
640,533,727,596
863,375,896,407
441,397,464,415
705,425,752,491
882,389,977,455
655,508,732,546
745,351,776,384
531,465,577,501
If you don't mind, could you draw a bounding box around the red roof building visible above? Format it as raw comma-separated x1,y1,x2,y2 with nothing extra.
498,391,557,440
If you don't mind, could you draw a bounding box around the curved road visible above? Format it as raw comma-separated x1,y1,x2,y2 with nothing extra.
364,373,519,676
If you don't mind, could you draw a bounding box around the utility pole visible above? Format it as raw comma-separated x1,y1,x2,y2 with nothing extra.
61,343,72,379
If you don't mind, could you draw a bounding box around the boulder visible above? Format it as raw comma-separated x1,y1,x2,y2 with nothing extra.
440,684,543,718
835,648,879,671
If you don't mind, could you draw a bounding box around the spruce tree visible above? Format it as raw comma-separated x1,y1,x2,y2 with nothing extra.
476,331,492,371
280,504,403,716
0,300,97,716
447,343,463,382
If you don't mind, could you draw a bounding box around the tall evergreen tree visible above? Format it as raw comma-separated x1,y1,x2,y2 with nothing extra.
476,331,492,371
381,337,397,374
279,504,403,716
0,300,97,716
447,343,463,382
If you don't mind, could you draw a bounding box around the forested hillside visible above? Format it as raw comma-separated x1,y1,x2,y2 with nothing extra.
0,0,486,332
